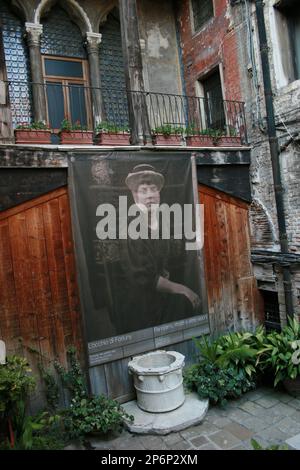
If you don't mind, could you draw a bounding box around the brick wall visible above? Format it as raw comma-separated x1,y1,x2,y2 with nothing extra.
176,0,242,100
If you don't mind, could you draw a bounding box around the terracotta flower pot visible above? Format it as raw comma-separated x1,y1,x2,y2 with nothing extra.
60,130,94,145
95,132,131,146
14,129,52,144
216,136,242,147
186,135,214,147
152,134,182,146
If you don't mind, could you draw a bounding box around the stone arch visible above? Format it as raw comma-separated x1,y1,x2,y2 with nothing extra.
7,0,30,22
95,1,118,31
34,0,92,34
249,199,277,248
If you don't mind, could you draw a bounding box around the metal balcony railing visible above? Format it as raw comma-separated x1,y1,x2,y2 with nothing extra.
6,80,248,145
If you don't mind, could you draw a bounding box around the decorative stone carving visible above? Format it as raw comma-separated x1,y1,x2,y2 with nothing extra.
25,22,43,47
128,350,185,413
86,32,102,54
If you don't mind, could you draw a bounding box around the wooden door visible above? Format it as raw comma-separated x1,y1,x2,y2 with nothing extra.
199,184,262,335
0,187,83,408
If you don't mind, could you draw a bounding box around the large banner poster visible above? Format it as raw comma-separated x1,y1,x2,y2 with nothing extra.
68,152,209,366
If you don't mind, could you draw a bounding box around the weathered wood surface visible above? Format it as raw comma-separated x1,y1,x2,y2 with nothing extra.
0,187,83,409
199,184,262,335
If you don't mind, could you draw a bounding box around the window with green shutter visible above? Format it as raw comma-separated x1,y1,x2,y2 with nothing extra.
191,0,214,33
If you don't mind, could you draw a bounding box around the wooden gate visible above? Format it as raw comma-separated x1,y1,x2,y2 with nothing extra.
0,186,83,408
199,184,262,335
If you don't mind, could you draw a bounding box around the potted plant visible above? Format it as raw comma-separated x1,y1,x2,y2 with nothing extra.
94,121,131,146
152,124,183,146
59,119,93,145
14,121,52,144
262,317,300,397
216,126,242,147
185,125,214,147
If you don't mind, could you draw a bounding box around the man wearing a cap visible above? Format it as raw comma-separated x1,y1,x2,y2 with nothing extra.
115,164,200,332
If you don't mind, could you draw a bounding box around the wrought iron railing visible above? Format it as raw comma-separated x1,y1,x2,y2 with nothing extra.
6,80,248,145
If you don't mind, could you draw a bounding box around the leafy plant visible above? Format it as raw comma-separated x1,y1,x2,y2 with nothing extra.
64,394,133,439
184,363,255,407
54,346,87,400
251,438,289,451
16,121,50,130
38,362,60,411
0,356,35,417
54,347,133,440
95,120,130,133
60,118,87,132
193,327,267,379
262,317,300,386
152,124,184,136
14,410,61,450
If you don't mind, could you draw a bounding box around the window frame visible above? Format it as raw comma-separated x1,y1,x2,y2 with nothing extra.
195,64,226,131
42,55,92,130
190,0,215,36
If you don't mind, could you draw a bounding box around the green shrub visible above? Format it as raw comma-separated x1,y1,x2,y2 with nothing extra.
184,363,255,407
64,394,133,439
193,326,267,380
262,317,300,386
152,124,184,136
0,356,35,419
95,121,130,133
55,347,133,440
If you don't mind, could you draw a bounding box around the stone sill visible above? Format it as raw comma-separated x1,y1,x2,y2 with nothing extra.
0,143,252,152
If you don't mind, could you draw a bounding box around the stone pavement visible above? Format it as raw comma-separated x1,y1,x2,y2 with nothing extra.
69,386,300,451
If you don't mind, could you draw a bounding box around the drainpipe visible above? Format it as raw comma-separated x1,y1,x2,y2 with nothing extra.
255,0,294,319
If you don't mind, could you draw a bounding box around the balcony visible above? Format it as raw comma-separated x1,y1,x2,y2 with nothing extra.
5,81,248,147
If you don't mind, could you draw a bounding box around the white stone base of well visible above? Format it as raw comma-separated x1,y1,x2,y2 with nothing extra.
122,392,209,435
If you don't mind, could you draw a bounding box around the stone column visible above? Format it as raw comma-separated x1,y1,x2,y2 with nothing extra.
86,32,103,126
25,22,47,123
119,0,151,144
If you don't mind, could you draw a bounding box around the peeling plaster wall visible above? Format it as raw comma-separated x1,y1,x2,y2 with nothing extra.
137,0,183,94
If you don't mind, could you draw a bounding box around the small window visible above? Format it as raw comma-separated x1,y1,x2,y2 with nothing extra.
191,0,214,33
261,290,281,332
44,58,83,78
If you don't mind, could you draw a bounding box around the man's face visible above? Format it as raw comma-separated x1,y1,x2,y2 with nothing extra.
133,183,160,209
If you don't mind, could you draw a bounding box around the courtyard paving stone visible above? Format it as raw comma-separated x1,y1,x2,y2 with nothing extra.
80,387,300,451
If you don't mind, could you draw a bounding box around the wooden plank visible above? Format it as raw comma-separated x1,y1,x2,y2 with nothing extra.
58,193,83,357
104,358,134,401
24,205,54,364
0,219,21,354
42,197,69,365
89,365,108,397
199,184,249,209
215,197,234,331
8,213,37,345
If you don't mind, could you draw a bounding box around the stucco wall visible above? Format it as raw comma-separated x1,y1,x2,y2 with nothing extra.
137,0,183,95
